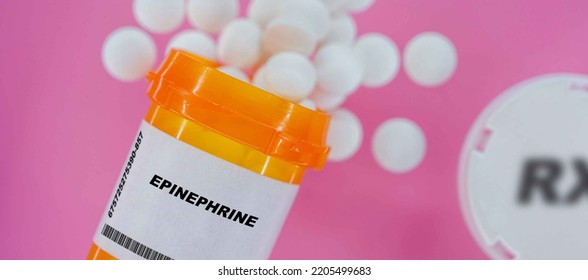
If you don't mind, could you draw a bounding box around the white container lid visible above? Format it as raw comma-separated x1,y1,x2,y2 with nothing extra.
459,74,588,259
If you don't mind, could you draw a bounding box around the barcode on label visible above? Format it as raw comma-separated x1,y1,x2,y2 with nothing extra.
101,224,173,260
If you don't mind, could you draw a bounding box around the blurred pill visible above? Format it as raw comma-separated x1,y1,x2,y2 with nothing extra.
218,19,262,68
133,0,185,34
321,13,356,46
102,27,156,82
314,44,363,95
280,0,330,40
354,33,400,88
298,99,317,110
264,52,317,101
247,0,288,27
252,65,269,91
186,0,238,33
321,0,348,13
217,66,249,82
262,16,317,56
372,118,426,173
404,32,457,87
327,108,363,162
308,87,347,111
166,30,216,61
345,0,374,13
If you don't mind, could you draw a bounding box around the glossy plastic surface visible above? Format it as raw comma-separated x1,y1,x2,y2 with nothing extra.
147,49,331,169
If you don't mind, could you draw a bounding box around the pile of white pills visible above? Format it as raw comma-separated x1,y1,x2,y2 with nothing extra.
103,0,391,104
102,0,457,172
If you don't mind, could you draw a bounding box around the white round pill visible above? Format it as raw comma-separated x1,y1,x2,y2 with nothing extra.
372,118,426,173
279,0,330,40
263,52,317,101
404,32,457,87
262,16,317,56
247,0,288,27
315,44,364,95
309,87,347,111
217,66,249,82
298,99,317,110
354,33,400,88
345,0,374,13
321,13,356,46
133,0,185,34
186,0,238,33
102,26,156,82
327,109,363,162
252,66,269,91
166,30,216,61
218,19,262,69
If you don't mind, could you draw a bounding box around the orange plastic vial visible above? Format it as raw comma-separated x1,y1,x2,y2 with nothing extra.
87,50,330,260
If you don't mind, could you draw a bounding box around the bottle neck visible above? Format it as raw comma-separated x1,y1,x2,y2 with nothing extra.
144,103,306,185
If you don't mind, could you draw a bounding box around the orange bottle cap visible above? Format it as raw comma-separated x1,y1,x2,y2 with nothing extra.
146,49,330,169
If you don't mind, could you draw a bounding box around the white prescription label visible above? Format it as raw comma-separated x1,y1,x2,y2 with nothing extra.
93,121,299,260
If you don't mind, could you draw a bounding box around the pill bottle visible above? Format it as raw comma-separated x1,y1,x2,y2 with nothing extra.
87,49,330,260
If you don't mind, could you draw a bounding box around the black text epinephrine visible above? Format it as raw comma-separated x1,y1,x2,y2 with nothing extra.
87,50,330,260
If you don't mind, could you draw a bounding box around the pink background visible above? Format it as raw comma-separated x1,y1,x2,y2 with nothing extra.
1,0,588,259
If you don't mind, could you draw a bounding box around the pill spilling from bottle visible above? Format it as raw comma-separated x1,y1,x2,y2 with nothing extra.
94,0,458,260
